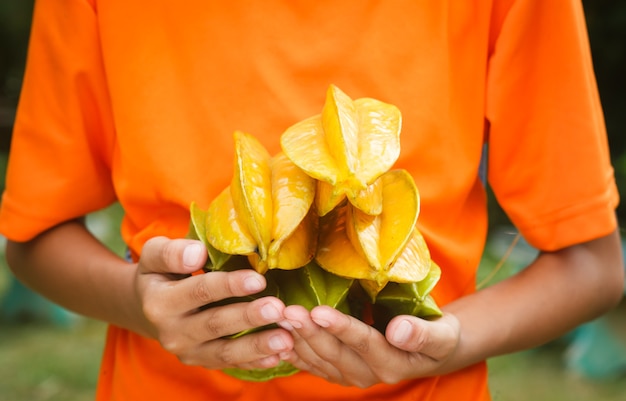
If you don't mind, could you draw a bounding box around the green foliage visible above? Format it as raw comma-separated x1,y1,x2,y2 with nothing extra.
0,320,104,401
0,0,33,104
583,1,626,223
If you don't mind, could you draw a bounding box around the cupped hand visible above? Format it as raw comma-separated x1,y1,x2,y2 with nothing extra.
279,305,460,387
133,236,293,370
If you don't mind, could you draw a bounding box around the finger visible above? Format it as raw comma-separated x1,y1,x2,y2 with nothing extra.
236,355,283,371
386,314,460,361
279,347,337,384
281,306,344,382
159,269,267,311
310,306,398,380
310,306,436,385
310,305,391,357
139,236,208,276
284,305,386,387
188,296,288,341
141,269,270,334
178,327,293,369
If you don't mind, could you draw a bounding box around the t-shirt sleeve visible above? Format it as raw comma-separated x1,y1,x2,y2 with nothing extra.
485,0,619,251
0,0,116,242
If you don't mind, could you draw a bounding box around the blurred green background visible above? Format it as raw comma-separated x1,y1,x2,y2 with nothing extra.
0,1,625,400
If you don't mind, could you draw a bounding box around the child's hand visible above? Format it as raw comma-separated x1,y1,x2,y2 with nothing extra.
133,236,294,370
279,304,460,387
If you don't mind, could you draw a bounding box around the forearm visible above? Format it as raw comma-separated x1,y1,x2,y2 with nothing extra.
5,219,149,336
442,229,624,372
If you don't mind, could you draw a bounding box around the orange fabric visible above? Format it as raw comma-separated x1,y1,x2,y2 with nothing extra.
98,325,489,401
0,0,618,400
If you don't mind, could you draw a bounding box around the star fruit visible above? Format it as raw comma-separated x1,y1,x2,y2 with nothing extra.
315,169,434,300
188,85,443,382
196,131,318,274
280,84,401,216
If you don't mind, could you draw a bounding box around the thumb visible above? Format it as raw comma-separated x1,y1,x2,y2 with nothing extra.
386,314,460,361
138,236,207,275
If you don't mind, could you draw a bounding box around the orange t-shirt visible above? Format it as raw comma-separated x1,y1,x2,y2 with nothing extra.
0,0,618,400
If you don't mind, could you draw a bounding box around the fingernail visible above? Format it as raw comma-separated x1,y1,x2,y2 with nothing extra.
312,316,330,328
288,320,302,329
183,243,203,267
277,320,294,331
243,275,265,292
261,303,281,321
392,319,412,344
269,335,287,351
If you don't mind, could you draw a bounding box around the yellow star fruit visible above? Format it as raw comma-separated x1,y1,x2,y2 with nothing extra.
281,84,401,216
315,169,432,299
205,131,317,274
189,84,443,382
